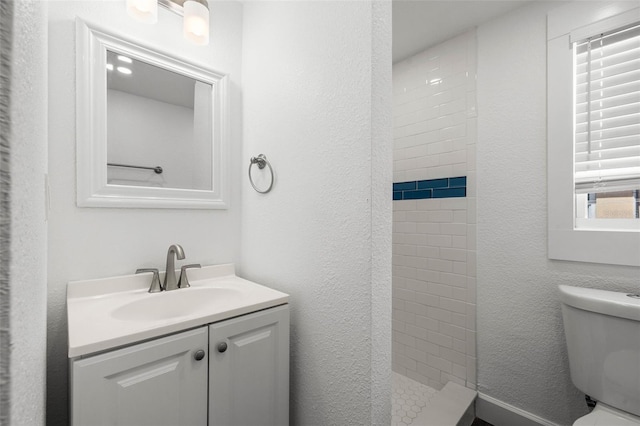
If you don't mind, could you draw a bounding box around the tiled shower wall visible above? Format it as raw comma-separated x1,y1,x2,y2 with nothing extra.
392,31,477,391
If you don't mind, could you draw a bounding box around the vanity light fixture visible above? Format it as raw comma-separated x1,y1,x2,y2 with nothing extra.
117,55,133,63
183,0,210,45
117,66,133,75
126,0,158,24
126,0,210,46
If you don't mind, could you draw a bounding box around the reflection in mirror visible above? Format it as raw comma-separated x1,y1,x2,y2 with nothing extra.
106,50,213,190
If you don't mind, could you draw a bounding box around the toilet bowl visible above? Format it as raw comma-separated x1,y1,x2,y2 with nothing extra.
574,403,640,426
559,285,640,426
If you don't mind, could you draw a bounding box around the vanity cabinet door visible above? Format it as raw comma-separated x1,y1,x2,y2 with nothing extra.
70,327,208,426
208,305,290,426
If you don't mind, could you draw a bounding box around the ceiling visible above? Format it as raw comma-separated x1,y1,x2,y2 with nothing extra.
392,0,530,63
107,50,199,109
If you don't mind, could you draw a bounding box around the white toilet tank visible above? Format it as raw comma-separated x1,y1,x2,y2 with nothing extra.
559,285,640,417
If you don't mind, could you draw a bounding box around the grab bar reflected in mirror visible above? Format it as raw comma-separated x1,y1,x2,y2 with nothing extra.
107,163,163,174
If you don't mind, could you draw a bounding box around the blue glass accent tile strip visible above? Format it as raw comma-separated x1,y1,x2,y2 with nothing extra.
393,176,466,200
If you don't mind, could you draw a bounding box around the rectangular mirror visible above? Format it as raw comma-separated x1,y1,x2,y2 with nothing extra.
76,19,228,209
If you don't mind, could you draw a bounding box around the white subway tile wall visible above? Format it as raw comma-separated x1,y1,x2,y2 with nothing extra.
392,31,477,391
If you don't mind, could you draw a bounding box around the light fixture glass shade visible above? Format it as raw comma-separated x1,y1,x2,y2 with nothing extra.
183,0,210,46
126,0,158,23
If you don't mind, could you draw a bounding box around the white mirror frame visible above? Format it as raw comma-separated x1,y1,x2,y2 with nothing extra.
76,19,229,209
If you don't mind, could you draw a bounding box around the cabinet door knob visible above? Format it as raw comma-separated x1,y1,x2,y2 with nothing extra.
217,342,228,353
194,349,206,361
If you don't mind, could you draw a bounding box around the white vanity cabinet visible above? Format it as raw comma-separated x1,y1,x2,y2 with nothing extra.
209,305,290,426
70,327,209,425
70,305,289,426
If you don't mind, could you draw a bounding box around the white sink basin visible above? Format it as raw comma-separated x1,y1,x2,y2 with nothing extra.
111,287,245,322
67,264,289,357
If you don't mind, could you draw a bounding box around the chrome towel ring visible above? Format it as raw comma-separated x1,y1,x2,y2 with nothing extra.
248,154,274,194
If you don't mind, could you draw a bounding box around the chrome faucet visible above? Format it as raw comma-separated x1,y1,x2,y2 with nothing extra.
163,244,185,291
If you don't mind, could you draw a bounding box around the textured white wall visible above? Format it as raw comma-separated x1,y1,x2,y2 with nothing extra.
46,2,243,424
240,1,391,424
371,1,393,423
9,1,48,424
476,2,640,425
392,31,477,391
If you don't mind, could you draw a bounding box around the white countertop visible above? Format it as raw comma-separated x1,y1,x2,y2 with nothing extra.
67,264,289,358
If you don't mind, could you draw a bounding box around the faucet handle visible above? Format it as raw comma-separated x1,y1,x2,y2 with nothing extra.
136,268,163,293
178,264,201,289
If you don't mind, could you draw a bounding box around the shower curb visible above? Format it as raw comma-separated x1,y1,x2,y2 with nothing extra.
412,382,477,426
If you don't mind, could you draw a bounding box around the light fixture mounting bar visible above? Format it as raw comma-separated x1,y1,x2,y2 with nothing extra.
158,0,186,16
157,0,208,16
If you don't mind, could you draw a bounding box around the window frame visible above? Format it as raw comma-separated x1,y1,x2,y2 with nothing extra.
547,2,640,267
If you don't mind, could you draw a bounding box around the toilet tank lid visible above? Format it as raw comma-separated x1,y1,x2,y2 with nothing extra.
559,285,640,322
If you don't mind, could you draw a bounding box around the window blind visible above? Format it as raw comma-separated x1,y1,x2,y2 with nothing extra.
574,23,640,194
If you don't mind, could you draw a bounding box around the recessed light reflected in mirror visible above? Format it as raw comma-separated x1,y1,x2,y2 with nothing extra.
117,66,132,75
106,63,114,71
117,55,133,64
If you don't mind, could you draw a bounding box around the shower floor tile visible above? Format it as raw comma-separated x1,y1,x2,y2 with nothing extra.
391,372,438,426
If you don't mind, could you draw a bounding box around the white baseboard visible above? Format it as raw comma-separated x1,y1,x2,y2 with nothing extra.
476,393,562,426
